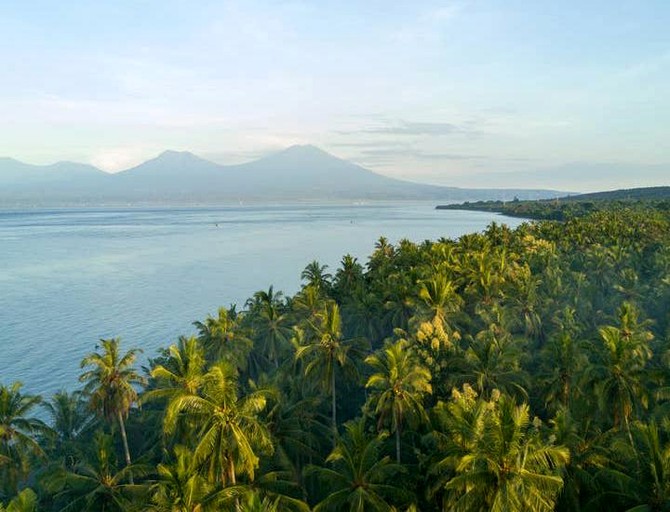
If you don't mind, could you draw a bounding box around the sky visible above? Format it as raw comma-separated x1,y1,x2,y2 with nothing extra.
0,0,668,191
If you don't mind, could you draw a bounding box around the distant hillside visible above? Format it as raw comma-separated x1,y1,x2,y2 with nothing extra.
437,186,670,220
0,157,112,205
564,186,670,202
0,158,108,186
0,145,564,206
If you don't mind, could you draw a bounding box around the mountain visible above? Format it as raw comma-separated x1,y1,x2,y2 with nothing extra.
0,145,565,206
219,145,467,200
0,158,107,186
117,150,224,181
0,158,111,205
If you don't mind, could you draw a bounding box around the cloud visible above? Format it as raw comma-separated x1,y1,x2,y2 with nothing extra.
390,2,466,45
339,119,473,136
368,121,463,135
201,149,274,165
90,146,157,172
351,146,535,164
358,148,482,160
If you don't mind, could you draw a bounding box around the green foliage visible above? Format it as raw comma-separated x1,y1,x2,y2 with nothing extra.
0,488,38,512
0,383,46,497
365,338,432,463
308,419,410,511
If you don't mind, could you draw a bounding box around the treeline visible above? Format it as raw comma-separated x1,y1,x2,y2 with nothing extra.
2,205,670,511
437,186,670,220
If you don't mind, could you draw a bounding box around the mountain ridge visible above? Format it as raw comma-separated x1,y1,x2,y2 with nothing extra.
0,145,566,206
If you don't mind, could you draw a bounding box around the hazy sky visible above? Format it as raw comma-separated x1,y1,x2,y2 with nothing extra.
1,0,668,191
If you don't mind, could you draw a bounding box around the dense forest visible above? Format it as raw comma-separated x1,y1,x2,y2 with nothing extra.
437,186,670,220
2,202,670,511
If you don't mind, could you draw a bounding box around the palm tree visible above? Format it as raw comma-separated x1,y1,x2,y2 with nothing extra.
341,289,383,342
236,493,283,512
308,418,409,511
246,286,283,311
365,339,432,463
291,285,326,324
417,275,463,324
0,488,38,512
142,336,207,446
507,264,544,343
584,323,652,444
163,361,273,487
47,432,148,512
0,382,46,496
79,339,146,481
43,391,94,446
263,378,323,473
430,386,569,512
249,288,292,369
294,302,368,445
367,237,395,276
194,307,252,370
42,390,95,469
333,254,364,300
541,307,588,408
463,246,507,305
549,407,610,512
383,280,415,333
599,421,670,510
301,261,332,292
460,322,528,401
145,336,206,401
149,445,213,512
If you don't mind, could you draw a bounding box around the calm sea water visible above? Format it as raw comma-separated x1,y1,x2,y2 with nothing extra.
0,203,524,396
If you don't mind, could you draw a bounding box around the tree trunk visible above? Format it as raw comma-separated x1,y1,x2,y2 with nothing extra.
228,458,236,484
331,369,337,448
623,410,635,449
395,419,401,464
229,459,240,512
117,411,133,484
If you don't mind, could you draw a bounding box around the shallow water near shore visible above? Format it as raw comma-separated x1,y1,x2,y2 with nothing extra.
0,203,524,396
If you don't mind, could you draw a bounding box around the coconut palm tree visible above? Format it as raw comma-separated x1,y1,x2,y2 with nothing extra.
142,336,207,446
194,307,252,370
163,361,273,487
301,261,332,292
584,323,652,444
42,390,95,470
149,445,213,512
291,285,325,324
79,339,146,481
539,307,589,412
249,288,292,369
598,421,670,511
382,278,416,333
0,382,47,496
417,275,463,324
308,419,409,511
333,254,365,300
294,302,368,445
460,322,528,401
43,390,95,446
262,374,327,489
0,488,38,512
430,386,569,512
47,432,148,512
365,339,432,463
145,336,206,401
